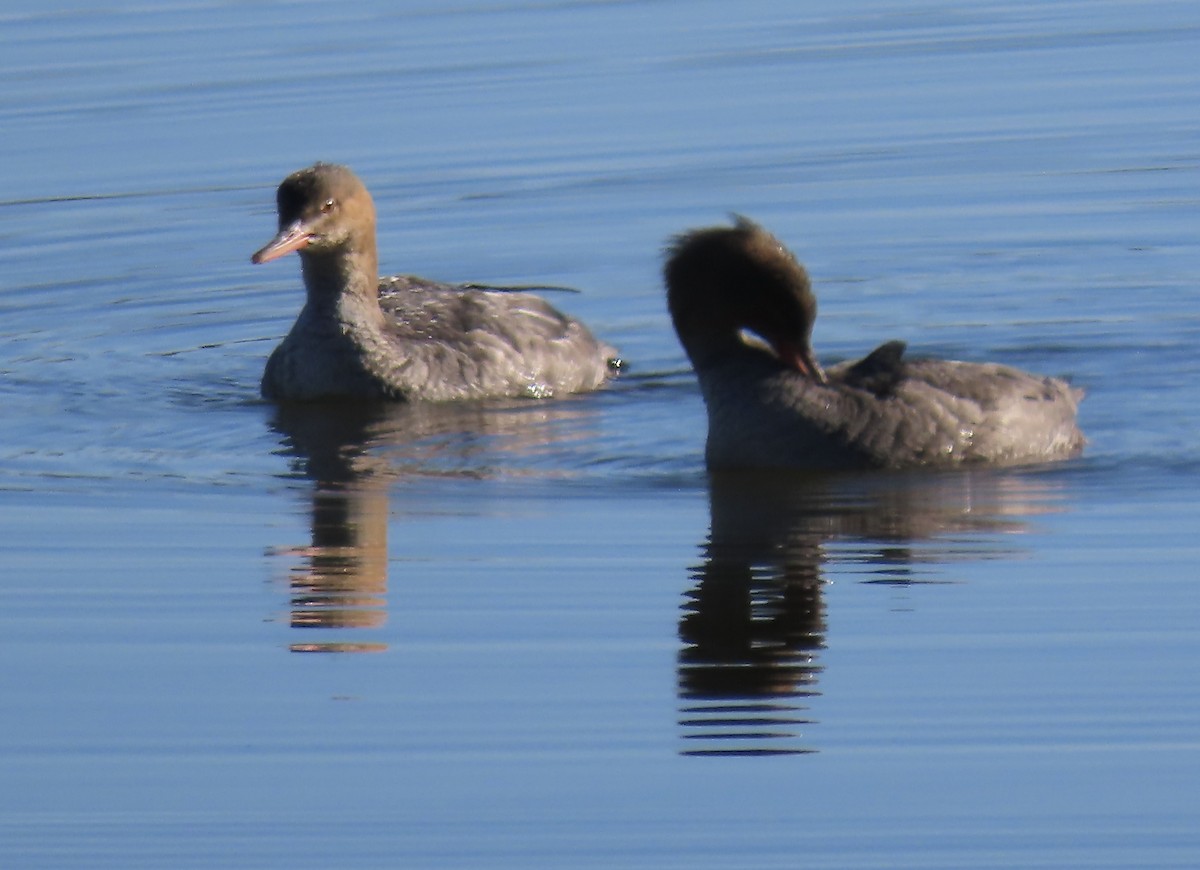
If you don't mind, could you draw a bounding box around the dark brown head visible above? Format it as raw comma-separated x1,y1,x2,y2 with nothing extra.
251,162,377,265
664,216,825,381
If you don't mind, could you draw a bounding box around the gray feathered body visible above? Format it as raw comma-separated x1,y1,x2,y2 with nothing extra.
699,346,1085,471
263,275,619,402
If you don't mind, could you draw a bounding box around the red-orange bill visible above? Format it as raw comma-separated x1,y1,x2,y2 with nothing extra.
251,222,312,264
778,343,828,384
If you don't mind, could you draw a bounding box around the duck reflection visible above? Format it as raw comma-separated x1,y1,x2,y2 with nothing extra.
679,469,1066,756
268,398,600,653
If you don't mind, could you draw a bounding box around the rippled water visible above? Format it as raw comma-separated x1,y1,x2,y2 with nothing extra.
3,1,1200,867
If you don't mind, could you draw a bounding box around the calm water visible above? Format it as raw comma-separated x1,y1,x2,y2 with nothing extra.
3,0,1200,867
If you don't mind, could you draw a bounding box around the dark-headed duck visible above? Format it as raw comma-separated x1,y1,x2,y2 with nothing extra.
664,217,1084,470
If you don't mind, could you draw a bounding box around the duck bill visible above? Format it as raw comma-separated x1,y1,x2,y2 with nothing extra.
779,344,828,384
251,220,313,264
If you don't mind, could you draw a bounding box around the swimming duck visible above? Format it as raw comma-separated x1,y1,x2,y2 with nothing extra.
252,162,619,402
664,217,1085,470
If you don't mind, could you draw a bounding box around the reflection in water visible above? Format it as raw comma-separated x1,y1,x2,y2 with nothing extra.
679,469,1068,756
269,403,395,654
268,399,601,653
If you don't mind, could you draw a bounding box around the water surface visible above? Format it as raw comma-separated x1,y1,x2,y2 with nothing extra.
2,1,1200,867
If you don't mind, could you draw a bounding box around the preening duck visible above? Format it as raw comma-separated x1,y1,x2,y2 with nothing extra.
664,217,1085,470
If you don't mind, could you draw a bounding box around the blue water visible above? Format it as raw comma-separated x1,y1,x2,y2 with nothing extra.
2,0,1200,867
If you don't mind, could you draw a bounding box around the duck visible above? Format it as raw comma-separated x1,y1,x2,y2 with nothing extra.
664,216,1085,471
252,162,620,402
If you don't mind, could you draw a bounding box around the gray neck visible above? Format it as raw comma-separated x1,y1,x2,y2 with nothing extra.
298,244,384,329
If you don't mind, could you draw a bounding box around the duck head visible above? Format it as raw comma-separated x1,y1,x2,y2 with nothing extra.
664,216,826,383
252,162,377,265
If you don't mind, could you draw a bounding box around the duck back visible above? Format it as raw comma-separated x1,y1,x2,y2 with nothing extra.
699,348,1084,471
264,277,618,402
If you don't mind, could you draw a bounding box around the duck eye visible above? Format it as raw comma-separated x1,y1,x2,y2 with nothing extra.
321,198,336,213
